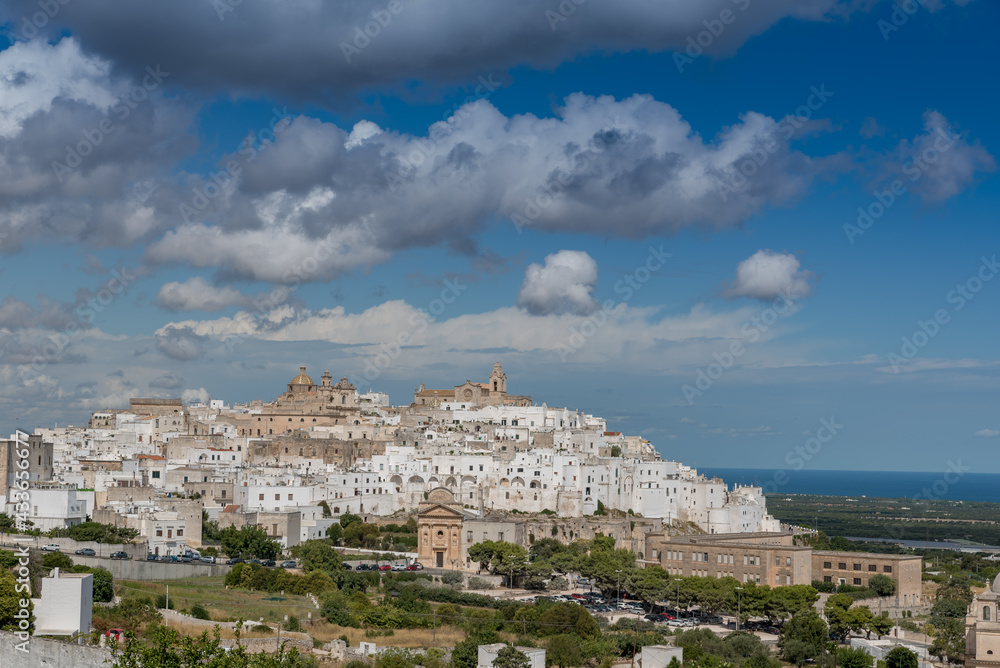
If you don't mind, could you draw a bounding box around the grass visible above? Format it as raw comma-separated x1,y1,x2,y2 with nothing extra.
118,577,316,625
308,622,479,648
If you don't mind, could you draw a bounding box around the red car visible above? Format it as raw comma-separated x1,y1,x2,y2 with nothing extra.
406,564,419,571
571,594,585,600
658,613,675,620
378,564,391,571
106,628,124,641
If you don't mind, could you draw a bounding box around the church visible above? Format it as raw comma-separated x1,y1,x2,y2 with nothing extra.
966,574,1000,668
413,362,531,408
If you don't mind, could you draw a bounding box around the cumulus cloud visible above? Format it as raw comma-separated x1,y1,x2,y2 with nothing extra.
181,387,210,404
518,250,599,316
2,0,867,100
0,38,196,253
155,326,205,361
149,372,184,390
974,429,1000,438
881,110,996,203
724,250,813,301
156,277,254,312
147,94,822,281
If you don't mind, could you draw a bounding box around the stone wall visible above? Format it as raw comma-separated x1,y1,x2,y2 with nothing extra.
0,631,110,668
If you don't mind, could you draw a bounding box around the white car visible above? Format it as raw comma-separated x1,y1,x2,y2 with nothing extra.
41,544,60,552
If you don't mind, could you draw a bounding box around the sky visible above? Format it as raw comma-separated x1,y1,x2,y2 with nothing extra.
0,0,997,473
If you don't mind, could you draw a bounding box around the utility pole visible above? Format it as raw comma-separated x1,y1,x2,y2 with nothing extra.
165,584,169,627
432,608,436,646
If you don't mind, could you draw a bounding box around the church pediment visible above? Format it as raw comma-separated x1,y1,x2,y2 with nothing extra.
418,503,467,519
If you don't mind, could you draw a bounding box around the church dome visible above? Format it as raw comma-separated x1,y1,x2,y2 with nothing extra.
291,366,314,386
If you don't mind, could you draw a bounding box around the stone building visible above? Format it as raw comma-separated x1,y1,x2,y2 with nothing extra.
966,574,1000,668
234,367,362,437
413,363,531,408
645,532,813,586
812,551,924,606
416,487,478,569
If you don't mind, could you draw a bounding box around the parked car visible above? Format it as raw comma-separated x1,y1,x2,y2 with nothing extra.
378,564,391,571
201,556,217,564
178,554,194,563
279,560,296,568
109,551,129,560
41,544,60,552
261,560,276,567
75,548,96,556
391,564,406,571
106,628,124,641
225,557,243,565
146,553,157,561
355,564,369,571
410,562,424,570
405,564,419,571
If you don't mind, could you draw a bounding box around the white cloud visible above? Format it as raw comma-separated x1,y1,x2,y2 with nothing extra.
518,250,599,316
181,387,210,404
157,277,254,312
724,250,813,301
146,95,822,281
974,429,1000,438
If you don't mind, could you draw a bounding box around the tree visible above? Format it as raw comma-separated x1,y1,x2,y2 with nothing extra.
294,539,343,574
627,567,668,611
0,569,33,633
42,551,73,570
70,565,113,602
494,646,530,668
452,630,502,668
868,574,896,597
109,624,310,668
929,617,966,664
869,612,893,639
884,647,918,668
327,523,343,545
340,513,363,528
838,647,875,668
318,500,332,517
220,525,281,559
824,594,856,641
779,610,828,667
767,585,820,625
548,634,584,668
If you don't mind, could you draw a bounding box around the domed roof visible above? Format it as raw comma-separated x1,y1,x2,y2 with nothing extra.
291,366,314,386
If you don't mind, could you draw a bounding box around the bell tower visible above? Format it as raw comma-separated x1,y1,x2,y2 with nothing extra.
489,362,507,394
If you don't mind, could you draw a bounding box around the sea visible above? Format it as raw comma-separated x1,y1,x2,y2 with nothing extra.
700,468,1000,503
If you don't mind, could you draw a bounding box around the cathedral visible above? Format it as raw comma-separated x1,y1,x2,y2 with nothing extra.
413,362,531,408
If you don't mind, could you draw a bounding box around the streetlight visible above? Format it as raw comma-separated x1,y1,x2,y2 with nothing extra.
735,587,743,632
673,578,682,610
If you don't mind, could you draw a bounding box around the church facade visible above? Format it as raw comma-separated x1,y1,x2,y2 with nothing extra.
413,363,531,408
966,575,1000,668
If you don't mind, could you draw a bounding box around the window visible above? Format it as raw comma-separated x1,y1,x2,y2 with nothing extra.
152,471,160,479
986,608,992,621
838,562,847,570
868,564,877,572
824,561,832,568
221,490,226,498
275,494,280,500
824,576,832,583
883,565,893,573
498,532,504,541
177,529,183,537
786,557,791,566
467,531,473,541
156,529,163,537
259,494,264,500
853,563,861,571
853,578,861,586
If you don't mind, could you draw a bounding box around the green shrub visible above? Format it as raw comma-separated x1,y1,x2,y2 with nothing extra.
441,571,463,586
155,594,175,610
190,605,211,620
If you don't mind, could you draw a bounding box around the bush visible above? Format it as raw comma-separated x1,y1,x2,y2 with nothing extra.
468,576,494,590
344,661,371,668
190,605,211,620
339,634,350,645
42,551,73,570
251,624,272,633
155,594,175,610
284,616,300,632
441,571,463,586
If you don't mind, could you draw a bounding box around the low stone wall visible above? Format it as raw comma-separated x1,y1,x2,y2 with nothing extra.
0,630,110,668
71,554,230,580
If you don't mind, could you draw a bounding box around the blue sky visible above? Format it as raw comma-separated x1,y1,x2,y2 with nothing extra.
0,0,998,472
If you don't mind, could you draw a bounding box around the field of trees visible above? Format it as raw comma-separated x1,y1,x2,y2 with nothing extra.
767,495,1000,546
